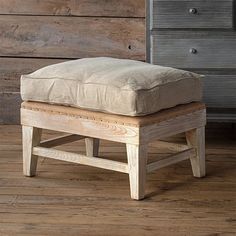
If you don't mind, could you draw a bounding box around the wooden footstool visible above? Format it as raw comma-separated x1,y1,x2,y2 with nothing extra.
21,101,206,200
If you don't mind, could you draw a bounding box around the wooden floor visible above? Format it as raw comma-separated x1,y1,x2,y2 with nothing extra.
0,124,235,236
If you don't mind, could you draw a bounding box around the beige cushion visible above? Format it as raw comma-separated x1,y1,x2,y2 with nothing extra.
21,57,203,116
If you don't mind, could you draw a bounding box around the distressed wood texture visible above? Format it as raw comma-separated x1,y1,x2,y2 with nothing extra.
203,74,236,108
22,126,42,177
0,1,146,124
127,144,148,200
148,2,236,121
0,16,145,59
0,92,21,124
21,101,206,200
85,138,100,157
21,107,140,145
0,58,66,93
152,0,233,29
40,134,85,148
0,58,66,124
0,123,235,235
33,146,129,174
207,108,236,123
173,69,236,109
186,127,206,178
151,31,236,69
147,148,195,173
149,140,189,152
0,0,145,17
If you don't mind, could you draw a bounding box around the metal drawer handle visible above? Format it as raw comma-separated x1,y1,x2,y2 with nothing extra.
189,48,197,54
189,8,198,14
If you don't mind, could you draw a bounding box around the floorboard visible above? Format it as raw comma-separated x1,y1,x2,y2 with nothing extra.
0,125,235,236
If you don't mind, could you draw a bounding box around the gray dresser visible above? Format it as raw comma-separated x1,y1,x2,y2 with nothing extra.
147,0,236,122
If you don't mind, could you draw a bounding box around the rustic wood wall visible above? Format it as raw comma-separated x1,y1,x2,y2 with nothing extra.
0,0,146,124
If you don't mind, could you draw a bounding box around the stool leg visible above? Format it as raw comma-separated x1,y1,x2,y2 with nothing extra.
126,144,148,200
22,126,42,177
85,138,100,157
186,127,206,178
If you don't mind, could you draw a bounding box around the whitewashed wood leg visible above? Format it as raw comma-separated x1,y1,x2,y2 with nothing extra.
186,127,206,178
85,138,100,157
22,126,42,177
126,144,148,200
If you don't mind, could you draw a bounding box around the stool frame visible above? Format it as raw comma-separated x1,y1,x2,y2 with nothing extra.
21,102,206,200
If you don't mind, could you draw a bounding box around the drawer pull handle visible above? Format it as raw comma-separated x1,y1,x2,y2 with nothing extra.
189,48,197,54
189,8,198,14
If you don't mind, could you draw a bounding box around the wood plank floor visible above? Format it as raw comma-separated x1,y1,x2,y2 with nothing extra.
0,124,235,236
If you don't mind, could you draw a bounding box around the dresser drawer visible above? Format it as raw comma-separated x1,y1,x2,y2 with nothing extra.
151,35,236,69
203,74,236,108
151,0,233,29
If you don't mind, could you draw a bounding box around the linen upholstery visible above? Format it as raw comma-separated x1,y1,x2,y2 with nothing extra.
21,57,203,116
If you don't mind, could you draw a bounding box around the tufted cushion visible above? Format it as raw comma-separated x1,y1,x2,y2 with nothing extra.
21,57,203,116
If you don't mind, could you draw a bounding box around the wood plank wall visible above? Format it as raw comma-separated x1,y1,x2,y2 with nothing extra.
0,0,146,124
